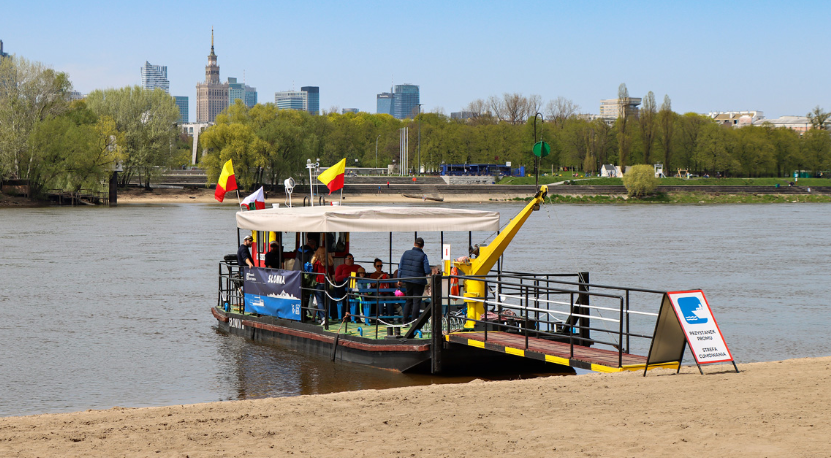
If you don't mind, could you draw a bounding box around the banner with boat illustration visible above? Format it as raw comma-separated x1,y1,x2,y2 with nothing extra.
242,267,302,320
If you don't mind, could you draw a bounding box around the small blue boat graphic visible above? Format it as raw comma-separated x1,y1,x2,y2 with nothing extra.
678,297,708,324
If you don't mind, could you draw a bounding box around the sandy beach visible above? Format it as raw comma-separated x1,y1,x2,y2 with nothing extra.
1,356,829,457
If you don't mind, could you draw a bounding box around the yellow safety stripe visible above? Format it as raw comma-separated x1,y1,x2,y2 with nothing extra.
505,347,524,357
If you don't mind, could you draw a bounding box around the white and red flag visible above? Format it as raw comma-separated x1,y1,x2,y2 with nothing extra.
240,186,265,210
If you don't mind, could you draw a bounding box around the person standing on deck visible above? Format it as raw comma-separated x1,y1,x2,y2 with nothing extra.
237,235,254,269
398,237,431,323
264,241,281,269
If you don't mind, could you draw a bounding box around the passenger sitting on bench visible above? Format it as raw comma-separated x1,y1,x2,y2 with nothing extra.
369,259,390,289
335,253,362,282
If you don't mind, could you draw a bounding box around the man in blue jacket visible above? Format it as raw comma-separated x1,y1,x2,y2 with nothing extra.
398,237,431,323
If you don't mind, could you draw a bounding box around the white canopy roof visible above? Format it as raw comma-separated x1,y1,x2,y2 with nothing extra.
236,205,501,233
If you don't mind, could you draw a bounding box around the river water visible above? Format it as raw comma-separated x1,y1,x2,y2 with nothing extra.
0,202,828,417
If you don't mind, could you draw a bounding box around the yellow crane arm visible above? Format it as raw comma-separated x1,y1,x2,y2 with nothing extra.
455,185,548,276
455,185,549,329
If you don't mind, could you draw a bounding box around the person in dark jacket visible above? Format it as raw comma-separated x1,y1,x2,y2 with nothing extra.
398,237,431,323
264,241,282,269
237,235,254,268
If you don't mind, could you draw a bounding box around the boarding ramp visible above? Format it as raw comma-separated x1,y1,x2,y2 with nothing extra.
438,271,675,373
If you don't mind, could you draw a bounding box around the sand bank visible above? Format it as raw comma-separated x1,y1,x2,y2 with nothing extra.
2,356,829,457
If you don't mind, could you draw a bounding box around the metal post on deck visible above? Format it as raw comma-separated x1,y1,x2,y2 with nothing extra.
430,273,443,374
618,296,624,368
578,272,590,345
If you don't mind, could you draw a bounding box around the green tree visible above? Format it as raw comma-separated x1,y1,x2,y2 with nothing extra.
622,164,658,197
85,86,180,188
657,95,676,171
28,103,123,192
807,106,830,131
0,55,72,191
694,123,739,175
200,107,265,191
677,113,709,172
638,91,657,165
800,129,831,174
616,83,633,169
733,126,774,177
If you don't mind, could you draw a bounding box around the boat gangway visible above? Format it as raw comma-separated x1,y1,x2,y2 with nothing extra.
424,271,679,373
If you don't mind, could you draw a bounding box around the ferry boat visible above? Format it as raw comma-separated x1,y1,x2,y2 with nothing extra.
213,186,693,374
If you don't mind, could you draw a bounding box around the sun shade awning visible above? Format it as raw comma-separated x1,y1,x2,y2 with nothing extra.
235,205,501,233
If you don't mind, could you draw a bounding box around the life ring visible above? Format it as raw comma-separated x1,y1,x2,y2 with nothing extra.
450,267,460,296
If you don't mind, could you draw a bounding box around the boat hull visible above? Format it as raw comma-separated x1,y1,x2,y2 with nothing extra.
212,307,569,374
213,307,432,371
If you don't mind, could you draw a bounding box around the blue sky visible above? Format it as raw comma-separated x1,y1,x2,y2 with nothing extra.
2,1,828,121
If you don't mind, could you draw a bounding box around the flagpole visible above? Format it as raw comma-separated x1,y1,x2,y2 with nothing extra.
236,189,241,206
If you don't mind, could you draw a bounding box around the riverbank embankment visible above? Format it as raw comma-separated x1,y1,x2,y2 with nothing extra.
5,184,831,206
1,356,829,457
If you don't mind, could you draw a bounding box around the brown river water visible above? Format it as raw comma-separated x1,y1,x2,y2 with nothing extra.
0,202,828,417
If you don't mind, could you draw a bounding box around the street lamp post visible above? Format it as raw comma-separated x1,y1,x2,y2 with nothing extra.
417,104,422,175
375,134,381,173
533,112,543,188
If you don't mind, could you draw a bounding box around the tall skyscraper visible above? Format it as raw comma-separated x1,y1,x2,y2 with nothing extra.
228,77,257,108
275,91,307,111
196,28,229,123
0,40,8,59
377,85,420,119
175,96,189,123
376,91,393,115
245,88,257,108
392,84,420,119
140,61,169,93
300,86,319,115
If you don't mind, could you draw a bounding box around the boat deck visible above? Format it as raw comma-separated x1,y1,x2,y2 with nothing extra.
446,331,675,373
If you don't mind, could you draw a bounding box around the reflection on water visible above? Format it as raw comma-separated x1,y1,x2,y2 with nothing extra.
215,329,572,402
0,202,829,417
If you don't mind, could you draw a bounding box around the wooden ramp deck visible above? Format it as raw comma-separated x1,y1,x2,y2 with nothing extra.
446,331,677,373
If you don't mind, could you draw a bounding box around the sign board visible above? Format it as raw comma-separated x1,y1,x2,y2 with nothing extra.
532,141,550,158
666,290,733,364
243,267,302,320
644,289,737,375
442,244,451,261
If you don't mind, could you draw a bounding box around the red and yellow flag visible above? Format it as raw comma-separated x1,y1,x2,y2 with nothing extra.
214,159,237,202
317,158,346,194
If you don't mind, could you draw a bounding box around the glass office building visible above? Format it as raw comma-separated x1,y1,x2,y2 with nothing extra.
228,77,257,108
275,91,308,110
301,86,319,115
392,84,419,119
376,92,393,115
141,61,170,93
174,96,189,123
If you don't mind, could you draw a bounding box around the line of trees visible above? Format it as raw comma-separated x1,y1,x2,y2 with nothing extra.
0,55,187,196
203,90,831,189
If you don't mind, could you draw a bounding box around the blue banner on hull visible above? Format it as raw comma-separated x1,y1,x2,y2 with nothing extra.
243,267,302,320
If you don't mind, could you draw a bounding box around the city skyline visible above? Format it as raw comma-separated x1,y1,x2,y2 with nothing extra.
2,1,830,122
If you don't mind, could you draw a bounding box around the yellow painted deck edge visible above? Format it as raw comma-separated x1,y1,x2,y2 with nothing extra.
544,355,570,366
468,339,485,348
505,347,525,357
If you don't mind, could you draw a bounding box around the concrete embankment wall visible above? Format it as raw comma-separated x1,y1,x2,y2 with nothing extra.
138,170,831,196
283,184,831,196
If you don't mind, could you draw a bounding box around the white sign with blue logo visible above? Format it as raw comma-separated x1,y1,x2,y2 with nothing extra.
667,290,733,364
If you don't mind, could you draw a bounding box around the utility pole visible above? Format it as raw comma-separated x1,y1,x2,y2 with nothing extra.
375,134,381,173
533,112,543,188
417,104,422,175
